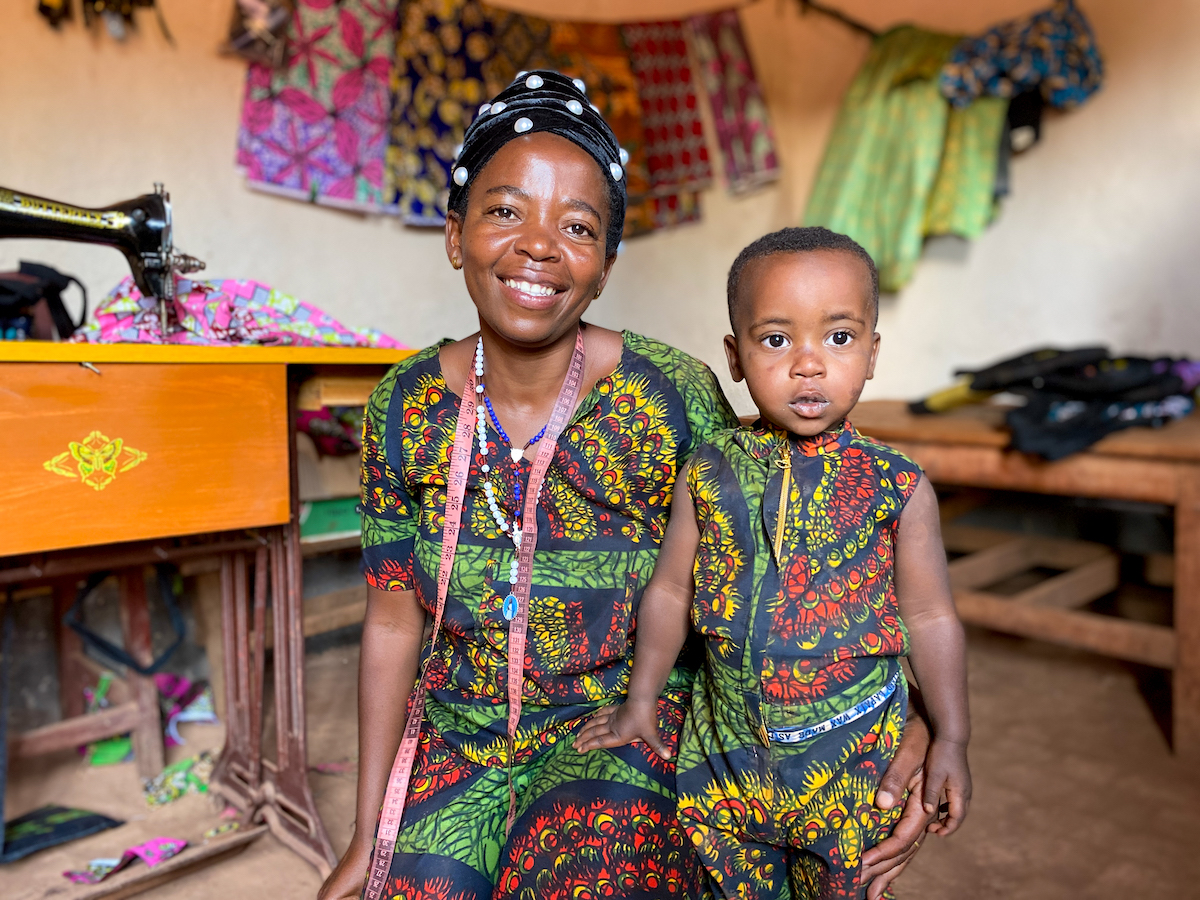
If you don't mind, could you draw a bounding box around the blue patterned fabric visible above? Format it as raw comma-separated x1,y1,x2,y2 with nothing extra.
940,0,1103,109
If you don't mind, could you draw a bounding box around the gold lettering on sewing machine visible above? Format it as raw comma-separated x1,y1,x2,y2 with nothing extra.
0,190,130,230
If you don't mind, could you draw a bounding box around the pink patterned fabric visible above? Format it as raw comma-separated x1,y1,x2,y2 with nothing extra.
686,10,780,193
63,838,187,884
621,20,713,194
236,0,399,211
69,277,405,348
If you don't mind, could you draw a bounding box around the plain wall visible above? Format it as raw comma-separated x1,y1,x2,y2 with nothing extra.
1,0,1196,414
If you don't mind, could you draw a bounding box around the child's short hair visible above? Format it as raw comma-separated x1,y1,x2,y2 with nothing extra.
726,226,879,332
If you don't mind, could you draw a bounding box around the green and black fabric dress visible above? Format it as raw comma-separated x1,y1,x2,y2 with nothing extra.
677,421,922,900
360,331,738,900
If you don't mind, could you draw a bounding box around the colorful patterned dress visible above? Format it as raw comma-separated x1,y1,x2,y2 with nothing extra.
360,331,738,899
676,421,922,900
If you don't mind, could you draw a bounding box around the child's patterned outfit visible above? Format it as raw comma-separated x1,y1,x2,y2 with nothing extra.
677,421,922,900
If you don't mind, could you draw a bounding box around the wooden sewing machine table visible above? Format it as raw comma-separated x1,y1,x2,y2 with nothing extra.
0,342,410,878
851,399,1200,762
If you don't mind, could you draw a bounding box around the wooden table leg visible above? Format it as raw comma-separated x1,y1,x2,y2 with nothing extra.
117,567,164,779
1174,471,1200,764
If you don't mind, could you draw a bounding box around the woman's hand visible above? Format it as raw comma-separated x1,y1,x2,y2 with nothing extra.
317,836,372,900
860,710,938,900
572,700,670,759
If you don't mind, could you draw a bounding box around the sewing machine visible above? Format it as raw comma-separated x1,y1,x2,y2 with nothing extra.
0,182,204,336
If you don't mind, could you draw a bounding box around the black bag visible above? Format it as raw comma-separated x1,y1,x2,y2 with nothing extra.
0,261,88,340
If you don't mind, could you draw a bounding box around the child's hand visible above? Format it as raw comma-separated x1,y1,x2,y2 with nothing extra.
572,700,671,759
921,737,971,836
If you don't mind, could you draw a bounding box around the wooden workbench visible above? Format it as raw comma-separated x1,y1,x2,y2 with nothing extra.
0,341,412,878
851,399,1200,761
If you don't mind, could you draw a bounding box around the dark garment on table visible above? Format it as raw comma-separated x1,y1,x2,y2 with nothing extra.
1008,393,1194,460
950,347,1198,460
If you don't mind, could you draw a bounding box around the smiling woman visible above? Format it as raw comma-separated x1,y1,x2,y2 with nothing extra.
317,72,933,900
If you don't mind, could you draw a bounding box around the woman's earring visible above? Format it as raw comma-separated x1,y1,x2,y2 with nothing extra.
451,255,462,270
594,288,602,299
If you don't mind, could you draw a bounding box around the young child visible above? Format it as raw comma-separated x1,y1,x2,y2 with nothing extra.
574,227,970,899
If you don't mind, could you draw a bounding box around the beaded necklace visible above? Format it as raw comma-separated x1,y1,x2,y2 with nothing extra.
473,337,550,618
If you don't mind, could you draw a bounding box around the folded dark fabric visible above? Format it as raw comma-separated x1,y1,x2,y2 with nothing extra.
1007,393,1194,460
1,806,124,864
956,345,1109,392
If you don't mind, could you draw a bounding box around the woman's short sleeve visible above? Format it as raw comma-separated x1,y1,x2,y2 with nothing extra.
360,366,418,591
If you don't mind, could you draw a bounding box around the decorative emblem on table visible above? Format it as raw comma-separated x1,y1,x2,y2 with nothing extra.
43,430,148,491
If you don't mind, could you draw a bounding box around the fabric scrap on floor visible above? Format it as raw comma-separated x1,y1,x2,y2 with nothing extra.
143,751,215,807
622,20,713,194
69,277,404,347
88,735,134,766
1,806,124,864
63,837,187,884
154,674,218,748
203,822,241,840
236,0,400,211
686,9,779,193
940,0,1103,109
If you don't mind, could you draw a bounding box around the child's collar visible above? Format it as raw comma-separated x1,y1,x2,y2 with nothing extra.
736,417,855,460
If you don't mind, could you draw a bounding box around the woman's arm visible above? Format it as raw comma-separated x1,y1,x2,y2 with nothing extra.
317,586,427,900
572,473,701,757
894,477,972,835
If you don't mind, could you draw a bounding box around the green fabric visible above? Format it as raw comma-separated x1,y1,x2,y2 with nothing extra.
925,95,1007,238
804,26,1003,291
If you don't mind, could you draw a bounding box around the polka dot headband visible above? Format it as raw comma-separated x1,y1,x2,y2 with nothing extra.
448,70,629,250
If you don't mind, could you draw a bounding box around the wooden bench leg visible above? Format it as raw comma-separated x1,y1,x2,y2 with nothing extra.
1175,475,1200,763
117,567,164,779
52,579,90,720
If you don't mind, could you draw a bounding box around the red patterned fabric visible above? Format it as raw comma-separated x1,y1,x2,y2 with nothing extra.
686,10,780,194
620,20,712,194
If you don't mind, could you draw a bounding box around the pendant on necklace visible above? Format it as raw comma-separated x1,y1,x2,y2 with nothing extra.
503,593,519,621
510,447,524,463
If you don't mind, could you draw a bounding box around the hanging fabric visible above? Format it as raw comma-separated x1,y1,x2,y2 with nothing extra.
236,0,399,212
686,9,780,194
547,23,653,206
544,22,699,237
804,27,960,292
620,20,713,194
387,0,552,226
923,95,1007,240
939,0,1103,110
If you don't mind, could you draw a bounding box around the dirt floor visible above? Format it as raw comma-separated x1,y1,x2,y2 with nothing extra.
5,627,1200,899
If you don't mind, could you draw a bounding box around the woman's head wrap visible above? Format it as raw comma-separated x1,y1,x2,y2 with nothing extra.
448,70,628,255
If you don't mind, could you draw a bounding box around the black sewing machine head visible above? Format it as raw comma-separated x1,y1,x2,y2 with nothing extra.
0,183,204,336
